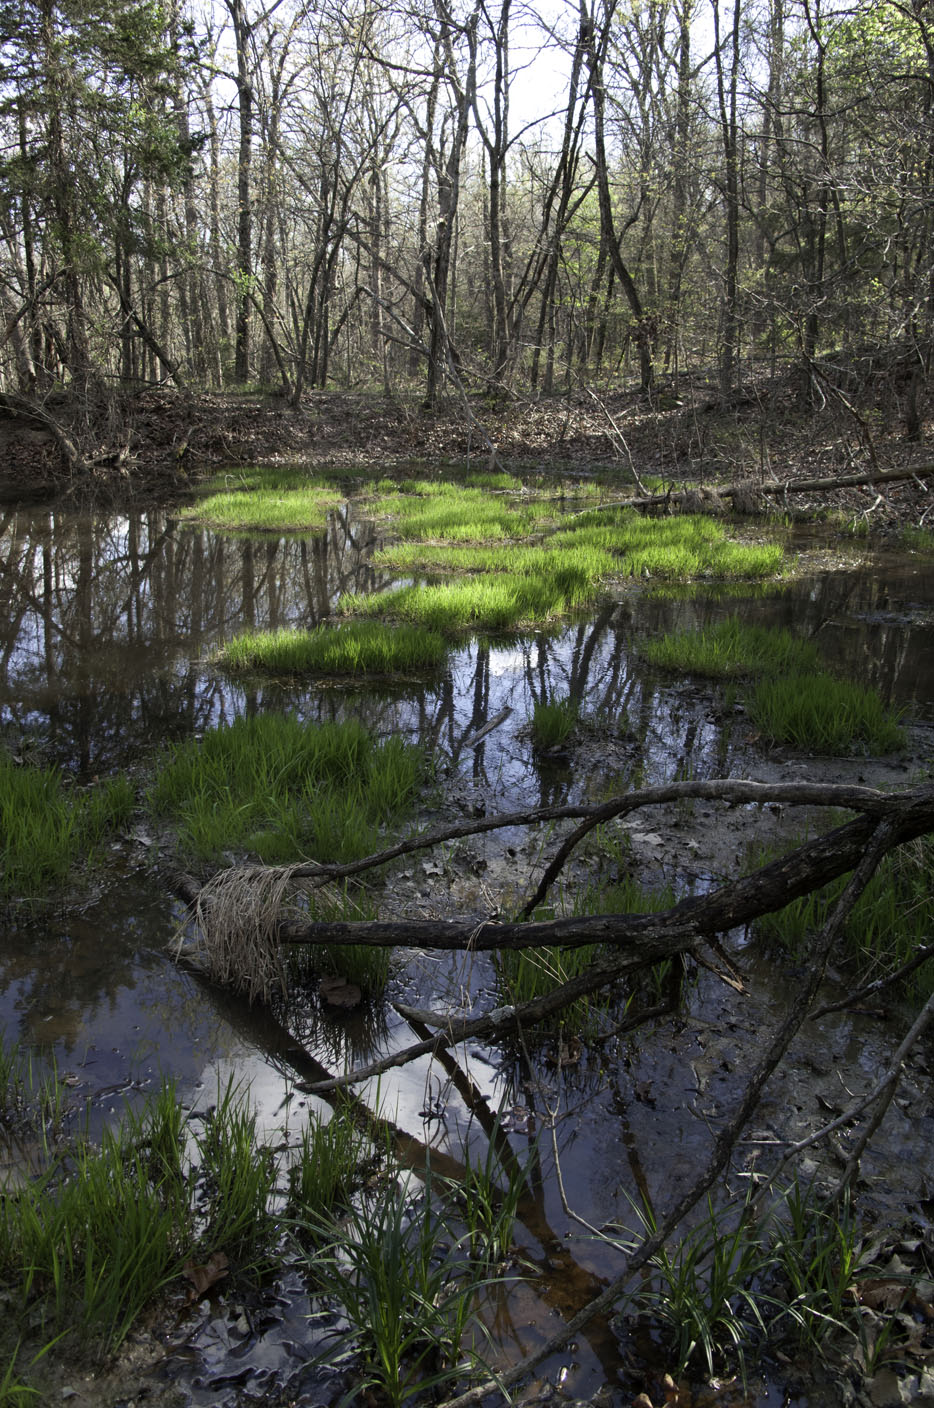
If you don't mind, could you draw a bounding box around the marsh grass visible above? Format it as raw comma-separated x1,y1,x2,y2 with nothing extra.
559,510,785,580
443,1131,525,1266
464,471,521,490
753,833,934,996
0,1046,376,1386
0,756,133,906
901,525,934,553
643,619,904,756
180,479,343,532
301,1172,500,1408
643,619,822,678
345,565,595,633
492,943,607,1035
531,697,579,750
217,622,449,677
770,1184,871,1349
281,883,392,994
358,490,786,632
288,1104,373,1219
613,1191,778,1377
1,1080,192,1351
607,1180,877,1379
193,1079,278,1272
149,714,424,864
750,673,905,753
364,484,554,542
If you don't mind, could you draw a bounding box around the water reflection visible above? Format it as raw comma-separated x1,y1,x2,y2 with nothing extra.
2,503,932,794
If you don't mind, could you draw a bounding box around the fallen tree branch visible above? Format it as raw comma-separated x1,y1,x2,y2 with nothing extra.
593,461,932,516
171,782,934,1005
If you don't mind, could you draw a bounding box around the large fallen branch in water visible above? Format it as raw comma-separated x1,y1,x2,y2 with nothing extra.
611,460,932,515
171,780,934,1005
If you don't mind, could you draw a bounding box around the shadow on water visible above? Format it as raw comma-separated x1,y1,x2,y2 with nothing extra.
1,497,933,1404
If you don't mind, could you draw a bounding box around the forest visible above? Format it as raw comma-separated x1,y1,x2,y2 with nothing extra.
2,2,934,1404
0,0,930,447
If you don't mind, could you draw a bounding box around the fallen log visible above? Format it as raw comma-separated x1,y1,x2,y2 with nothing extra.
597,460,932,516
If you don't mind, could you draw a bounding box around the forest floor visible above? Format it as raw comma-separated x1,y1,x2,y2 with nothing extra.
0,372,930,529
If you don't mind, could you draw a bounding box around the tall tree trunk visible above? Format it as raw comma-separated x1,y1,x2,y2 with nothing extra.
584,0,655,393
229,0,254,383
713,0,742,400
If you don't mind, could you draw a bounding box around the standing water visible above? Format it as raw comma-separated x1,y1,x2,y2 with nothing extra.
1,491,933,1406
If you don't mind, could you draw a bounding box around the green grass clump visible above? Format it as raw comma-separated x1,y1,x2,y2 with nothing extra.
149,714,424,864
463,470,522,490
552,510,785,579
372,540,618,581
356,489,786,633
750,673,905,753
493,943,607,1035
346,566,594,633
0,1050,372,1378
531,697,579,750
301,1173,498,1407
643,619,822,678
216,622,448,678
180,477,343,532
288,1106,374,1218
363,484,555,542
0,756,134,906
901,524,934,553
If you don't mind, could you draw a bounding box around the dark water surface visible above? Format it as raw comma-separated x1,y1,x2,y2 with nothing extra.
1,497,933,1406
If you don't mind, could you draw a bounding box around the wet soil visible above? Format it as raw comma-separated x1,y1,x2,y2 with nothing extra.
1,493,933,1408
0,379,931,541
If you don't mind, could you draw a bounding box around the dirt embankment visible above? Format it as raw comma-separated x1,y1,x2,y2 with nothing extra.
0,380,930,530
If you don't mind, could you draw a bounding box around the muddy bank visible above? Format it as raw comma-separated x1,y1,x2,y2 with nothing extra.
0,383,931,536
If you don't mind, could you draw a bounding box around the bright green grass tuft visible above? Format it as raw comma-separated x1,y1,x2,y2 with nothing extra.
179,479,343,532
345,566,595,632
149,714,424,864
0,756,134,906
643,619,822,678
464,470,522,490
750,673,905,753
216,622,448,677
531,697,579,749
363,484,555,541
554,510,785,579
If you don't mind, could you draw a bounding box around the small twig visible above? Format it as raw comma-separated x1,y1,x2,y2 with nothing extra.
811,942,934,1017
837,988,934,1193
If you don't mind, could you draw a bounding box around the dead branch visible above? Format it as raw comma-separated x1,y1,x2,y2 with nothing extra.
595,461,932,516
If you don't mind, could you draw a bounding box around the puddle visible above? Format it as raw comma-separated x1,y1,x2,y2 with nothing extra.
1,497,933,1405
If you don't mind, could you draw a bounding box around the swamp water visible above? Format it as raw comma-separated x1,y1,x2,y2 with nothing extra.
1,495,933,1407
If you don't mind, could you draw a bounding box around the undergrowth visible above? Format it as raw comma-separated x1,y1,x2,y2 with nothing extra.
148,714,425,865
216,622,448,677
752,832,934,997
0,754,134,907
